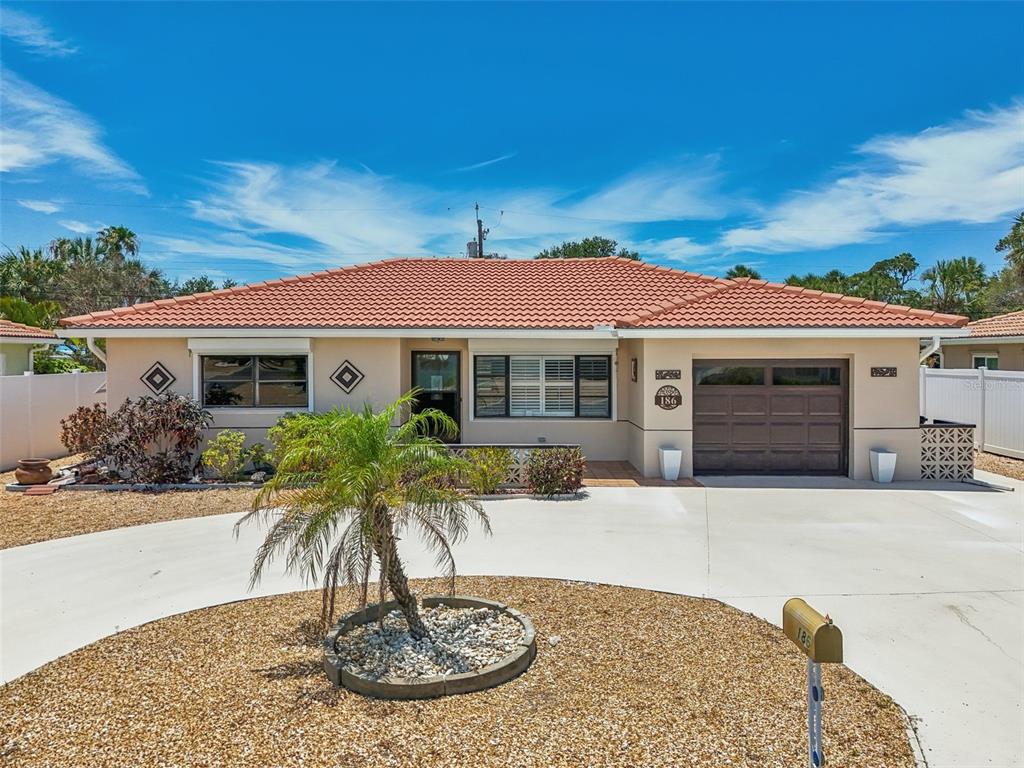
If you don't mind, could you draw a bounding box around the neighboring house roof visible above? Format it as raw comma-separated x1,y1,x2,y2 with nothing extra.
0,319,58,342
59,257,969,331
965,310,1024,339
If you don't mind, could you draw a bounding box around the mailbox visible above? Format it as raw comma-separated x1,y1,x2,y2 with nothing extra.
783,598,843,664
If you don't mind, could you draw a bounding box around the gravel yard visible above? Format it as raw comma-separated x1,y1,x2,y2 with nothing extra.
338,605,525,679
0,457,256,549
975,450,1024,481
0,576,915,768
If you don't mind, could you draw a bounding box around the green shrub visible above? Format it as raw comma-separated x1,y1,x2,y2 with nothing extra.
201,429,248,480
463,446,514,495
525,447,585,496
244,442,274,473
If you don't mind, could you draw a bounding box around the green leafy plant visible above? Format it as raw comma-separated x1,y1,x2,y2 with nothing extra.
201,429,248,480
463,446,514,495
237,391,491,636
244,442,273,473
526,447,586,496
59,403,111,455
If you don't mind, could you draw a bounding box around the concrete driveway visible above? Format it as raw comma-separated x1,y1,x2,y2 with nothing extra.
1,472,1021,768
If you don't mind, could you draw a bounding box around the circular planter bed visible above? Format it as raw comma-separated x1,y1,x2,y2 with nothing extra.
324,596,536,698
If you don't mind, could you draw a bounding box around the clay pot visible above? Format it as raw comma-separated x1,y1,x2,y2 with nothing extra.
15,458,53,485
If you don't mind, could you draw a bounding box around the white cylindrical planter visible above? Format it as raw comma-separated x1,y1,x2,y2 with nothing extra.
869,449,897,483
659,447,682,481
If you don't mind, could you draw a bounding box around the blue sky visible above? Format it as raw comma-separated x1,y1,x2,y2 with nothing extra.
1,2,1022,287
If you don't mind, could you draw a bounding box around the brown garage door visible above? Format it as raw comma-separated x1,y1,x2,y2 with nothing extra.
692,360,848,475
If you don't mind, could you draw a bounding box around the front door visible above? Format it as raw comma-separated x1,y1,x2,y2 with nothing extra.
411,351,461,438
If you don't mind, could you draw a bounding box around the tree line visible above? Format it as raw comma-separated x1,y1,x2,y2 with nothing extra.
533,213,1024,320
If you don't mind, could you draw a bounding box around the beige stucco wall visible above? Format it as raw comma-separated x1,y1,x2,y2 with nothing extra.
0,342,33,376
942,342,1024,371
629,336,924,480
103,334,925,478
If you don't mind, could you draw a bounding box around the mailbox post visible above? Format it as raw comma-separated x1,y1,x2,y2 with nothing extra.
783,598,843,768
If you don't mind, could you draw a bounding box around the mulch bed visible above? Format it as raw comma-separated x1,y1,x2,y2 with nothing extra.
974,451,1024,482
0,456,257,550
0,577,915,768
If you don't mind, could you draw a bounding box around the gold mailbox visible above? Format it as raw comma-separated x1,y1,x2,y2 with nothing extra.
783,598,843,664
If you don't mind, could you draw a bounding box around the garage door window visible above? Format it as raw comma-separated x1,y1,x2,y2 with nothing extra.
772,366,841,385
695,366,765,386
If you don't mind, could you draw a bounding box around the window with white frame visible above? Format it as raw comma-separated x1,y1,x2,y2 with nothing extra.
474,354,611,418
971,353,999,370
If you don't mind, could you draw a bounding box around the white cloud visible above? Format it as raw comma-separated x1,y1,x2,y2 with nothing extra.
0,8,77,57
722,103,1024,253
57,219,96,234
17,199,61,214
0,71,147,194
636,236,716,263
184,156,730,266
452,152,517,172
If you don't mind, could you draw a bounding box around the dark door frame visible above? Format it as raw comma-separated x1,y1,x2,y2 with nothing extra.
410,350,462,433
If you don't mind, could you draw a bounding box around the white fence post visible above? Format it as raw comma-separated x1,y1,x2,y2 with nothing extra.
976,367,986,452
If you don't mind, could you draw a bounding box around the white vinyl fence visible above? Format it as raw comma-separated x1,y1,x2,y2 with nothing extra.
0,372,106,471
920,366,1024,459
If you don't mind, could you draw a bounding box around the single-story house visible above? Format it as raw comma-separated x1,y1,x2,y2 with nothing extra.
59,257,970,480
0,320,58,375
938,310,1024,371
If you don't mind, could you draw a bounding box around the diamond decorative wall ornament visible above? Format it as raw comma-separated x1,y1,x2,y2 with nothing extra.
331,360,365,393
141,362,175,394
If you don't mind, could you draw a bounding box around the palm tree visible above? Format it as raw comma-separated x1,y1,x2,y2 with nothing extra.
236,392,490,638
96,226,140,262
725,264,762,280
920,257,989,317
995,212,1024,278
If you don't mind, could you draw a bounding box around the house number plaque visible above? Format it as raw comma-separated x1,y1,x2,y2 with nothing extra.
870,367,898,378
655,369,681,380
655,385,681,410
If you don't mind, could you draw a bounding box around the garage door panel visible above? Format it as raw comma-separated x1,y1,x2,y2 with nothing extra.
808,422,842,445
807,450,843,473
769,394,807,416
732,422,770,444
693,422,731,444
731,394,768,416
808,394,842,416
692,359,847,475
769,422,807,444
693,393,730,417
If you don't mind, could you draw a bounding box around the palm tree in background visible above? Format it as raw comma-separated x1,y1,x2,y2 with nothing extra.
237,392,491,638
725,264,762,280
96,226,140,262
995,212,1024,279
920,257,989,318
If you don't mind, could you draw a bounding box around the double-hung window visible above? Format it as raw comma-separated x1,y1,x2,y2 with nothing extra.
474,354,611,418
201,355,308,408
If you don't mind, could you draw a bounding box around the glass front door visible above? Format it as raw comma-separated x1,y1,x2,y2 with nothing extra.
411,352,461,437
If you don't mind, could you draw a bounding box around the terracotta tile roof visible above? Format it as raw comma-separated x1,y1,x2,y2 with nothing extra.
0,319,57,340
59,257,968,331
967,310,1024,338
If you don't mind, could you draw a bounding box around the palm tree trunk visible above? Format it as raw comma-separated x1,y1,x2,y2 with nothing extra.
376,526,430,640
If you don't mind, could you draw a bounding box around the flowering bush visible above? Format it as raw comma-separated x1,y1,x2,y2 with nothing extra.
201,429,248,480
526,447,585,496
